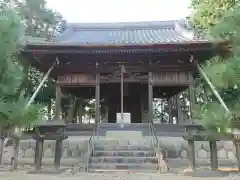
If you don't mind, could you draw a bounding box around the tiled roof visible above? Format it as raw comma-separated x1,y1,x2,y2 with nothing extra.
54,20,207,46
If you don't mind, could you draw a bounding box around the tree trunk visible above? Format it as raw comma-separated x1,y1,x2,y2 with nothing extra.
10,138,20,171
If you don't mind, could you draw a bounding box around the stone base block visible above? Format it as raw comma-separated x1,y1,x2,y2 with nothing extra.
182,170,229,177
12,137,238,168
26,168,67,175
18,157,85,167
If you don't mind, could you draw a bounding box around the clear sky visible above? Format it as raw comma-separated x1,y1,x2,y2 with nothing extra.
46,0,191,23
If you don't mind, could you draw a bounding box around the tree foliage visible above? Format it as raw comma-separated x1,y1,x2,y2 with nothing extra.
190,0,239,33
1,0,65,121
191,1,240,133
5,0,64,107
0,3,44,129
0,5,23,99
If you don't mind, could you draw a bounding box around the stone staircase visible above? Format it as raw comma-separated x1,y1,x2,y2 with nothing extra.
87,141,160,172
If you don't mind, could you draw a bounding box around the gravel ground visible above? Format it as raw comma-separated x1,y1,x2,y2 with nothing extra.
0,170,239,180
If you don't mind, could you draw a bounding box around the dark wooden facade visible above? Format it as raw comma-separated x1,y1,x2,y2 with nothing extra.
57,71,193,86
22,20,227,125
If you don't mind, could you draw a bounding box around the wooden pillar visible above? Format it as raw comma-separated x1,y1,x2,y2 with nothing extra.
168,98,173,124
187,139,196,171
47,99,52,120
54,140,63,170
148,71,153,122
188,77,195,118
209,140,218,171
176,94,182,124
67,105,74,123
104,104,109,123
120,65,125,124
34,140,39,165
10,138,20,171
78,98,83,124
35,139,44,171
95,62,100,124
55,85,62,120
234,140,240,171
140,97,145,123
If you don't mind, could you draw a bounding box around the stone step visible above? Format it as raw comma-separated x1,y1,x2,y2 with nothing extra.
94,144,152,151
88,163,158,170
94,140,151,147
90,156,158,164
94,150,155,157
88,169,158,173
97,123,149,129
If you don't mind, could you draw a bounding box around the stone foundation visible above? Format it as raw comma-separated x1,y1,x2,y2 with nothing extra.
7,137,237,167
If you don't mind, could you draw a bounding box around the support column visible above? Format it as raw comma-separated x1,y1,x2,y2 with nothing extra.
54,139,63,170
234,140,240,171
148,71,153,123
209,140,218,171
78,98,83,124
187,139,196,172
95,62,100,124
35,139,44,171
55,85,62,120
188,78,195,118
67,104,74,123
140,91,147,123
104,104,109,123
168,98,173,124
141,98,146,123
176,94,182,124
120,65,125,125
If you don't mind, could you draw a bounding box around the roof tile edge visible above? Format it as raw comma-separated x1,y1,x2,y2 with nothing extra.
174,21,194,40
67,20,176,30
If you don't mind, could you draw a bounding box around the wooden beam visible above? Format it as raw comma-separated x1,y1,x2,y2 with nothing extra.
188,79,195,118
176,94,182,124
95,62,101,124
57,65,195,74
120,65,125,127
57,71,193,86
148,65,153,123
168,98,173,124
55,85,62,120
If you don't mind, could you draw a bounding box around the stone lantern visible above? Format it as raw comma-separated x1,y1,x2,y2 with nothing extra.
32,120,68,172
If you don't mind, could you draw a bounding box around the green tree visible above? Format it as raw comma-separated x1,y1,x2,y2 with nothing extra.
5,0,63,96
191,2,240,133
9,0,64,119
0,3,44,168
190,0,238,34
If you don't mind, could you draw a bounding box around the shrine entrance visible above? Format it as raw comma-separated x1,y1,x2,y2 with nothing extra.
62,74,149,124
104,83,147,124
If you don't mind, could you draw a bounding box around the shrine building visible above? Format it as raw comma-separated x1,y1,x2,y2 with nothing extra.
22,20,226,128
19,20,233,173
